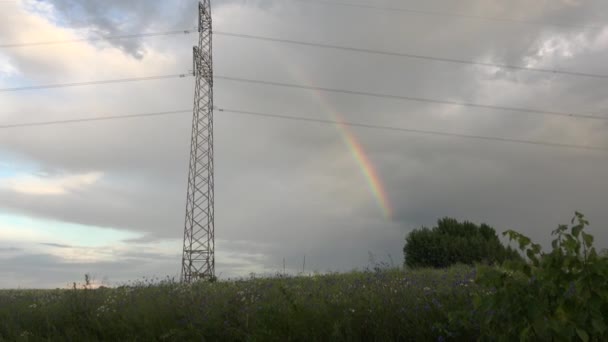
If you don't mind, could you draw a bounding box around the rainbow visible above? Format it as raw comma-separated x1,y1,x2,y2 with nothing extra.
267,47,393,218
329,109,393,219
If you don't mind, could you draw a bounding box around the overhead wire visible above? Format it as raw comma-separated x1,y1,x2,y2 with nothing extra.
0,110,191,129
4,29,606,80
2,73,606,121
0,107,605,152
0,2,603,153
0,29,197,48
214,31,608,80
216,107,608,152
214,75,608,122
288,0,605,31
0,73,193,92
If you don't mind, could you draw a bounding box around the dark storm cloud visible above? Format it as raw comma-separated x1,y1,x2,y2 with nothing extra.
35,0,251,58
1,0,608,287
36,0,191,58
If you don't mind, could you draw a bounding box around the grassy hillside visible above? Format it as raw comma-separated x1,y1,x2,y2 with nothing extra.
0,266,478,341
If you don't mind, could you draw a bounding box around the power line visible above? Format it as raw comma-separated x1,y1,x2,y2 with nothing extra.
215,75,608,122
0,73,193,92
3,73,605,121
5,29,605,80
216,107,607,152
215,31,608,80
0,29,197,48
1,107,605,152
0,110,191,129
289,0,605,31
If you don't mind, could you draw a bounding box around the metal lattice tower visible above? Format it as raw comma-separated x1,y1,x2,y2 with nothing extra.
181,0,214,283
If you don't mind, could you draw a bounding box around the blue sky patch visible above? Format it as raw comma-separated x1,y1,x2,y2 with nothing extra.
0,212,144,247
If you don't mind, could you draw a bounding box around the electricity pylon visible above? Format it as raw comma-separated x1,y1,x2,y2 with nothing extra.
181,0,214,283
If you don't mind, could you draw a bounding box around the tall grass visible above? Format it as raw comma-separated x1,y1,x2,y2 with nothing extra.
0,266,478,341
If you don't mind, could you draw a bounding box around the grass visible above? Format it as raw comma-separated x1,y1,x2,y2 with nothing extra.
0,266,480,341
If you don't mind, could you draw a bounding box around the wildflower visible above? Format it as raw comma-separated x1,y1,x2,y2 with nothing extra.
423,287,431,292
28,303,37,309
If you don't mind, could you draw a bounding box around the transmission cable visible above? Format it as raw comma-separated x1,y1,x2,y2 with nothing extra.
3,73,605,121
288,0,604,31
215,107,607,152
0,107,605,152
215,75,608,122
0,29,197,48
0,73,193,92
0,110,191,129
5,28,606,80
214,31,608,80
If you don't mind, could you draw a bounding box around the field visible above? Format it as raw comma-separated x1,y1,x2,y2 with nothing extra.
0,266,479,341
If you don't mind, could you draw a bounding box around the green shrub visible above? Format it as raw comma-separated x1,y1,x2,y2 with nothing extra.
472,212,608,341
404,218,521,269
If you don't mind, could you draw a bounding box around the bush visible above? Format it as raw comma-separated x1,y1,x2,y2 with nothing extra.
404,218,521,269
472,212,608,341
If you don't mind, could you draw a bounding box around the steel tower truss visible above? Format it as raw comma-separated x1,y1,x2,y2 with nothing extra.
181,0,214,283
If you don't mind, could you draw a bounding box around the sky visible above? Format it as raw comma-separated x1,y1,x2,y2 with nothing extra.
0,0,607,288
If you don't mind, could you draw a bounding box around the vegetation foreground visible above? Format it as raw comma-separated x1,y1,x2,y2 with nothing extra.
1,212,606,341
1,267,478,341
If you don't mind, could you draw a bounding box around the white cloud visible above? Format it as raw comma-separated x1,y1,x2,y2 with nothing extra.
0,171,103,195
0,56,19,79
524,26,608,68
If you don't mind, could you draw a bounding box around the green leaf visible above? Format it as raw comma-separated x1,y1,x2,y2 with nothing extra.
572,225,583,237
592,318,606,334
520,326,532,340
518,236,531,249
527,303,542,319
582,232,594,248
526,250,539,266
576,328,589,342
533,318,548,338
553,224,568,236
589,248,598,260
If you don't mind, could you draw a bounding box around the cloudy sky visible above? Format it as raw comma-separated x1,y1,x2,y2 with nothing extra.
1,0,607,288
